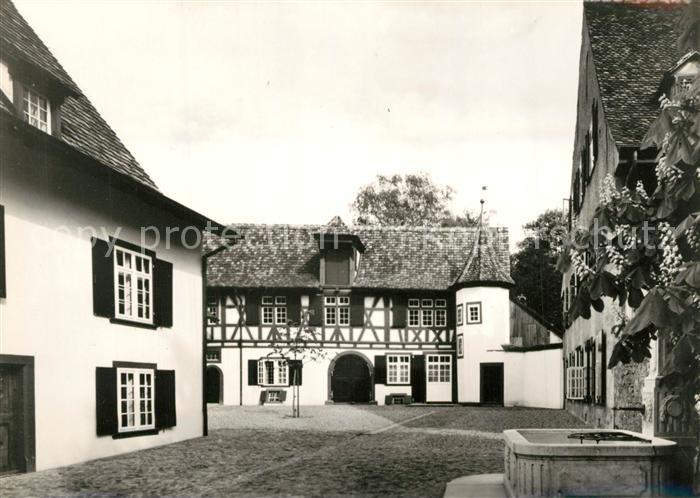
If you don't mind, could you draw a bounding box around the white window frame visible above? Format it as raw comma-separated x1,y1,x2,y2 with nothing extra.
206,295,219,325
387,354,411,385
406,297,447,328
117,367,155,433
457,304,463,325
114,246,154,325
258,358,288,387
324,295,349,326
22,87,51,133
435,308,447,327
466,302,482,324
262,296,287,326
408,308,420,327
426,354,451,383
435,299,447,308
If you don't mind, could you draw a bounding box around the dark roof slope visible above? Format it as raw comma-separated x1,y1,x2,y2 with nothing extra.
455,229,513,287
585,2,685,146
0,0,158,189
207,223,512,290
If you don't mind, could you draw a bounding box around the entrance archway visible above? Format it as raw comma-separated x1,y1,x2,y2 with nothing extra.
328,352,373,403
205,366,223,404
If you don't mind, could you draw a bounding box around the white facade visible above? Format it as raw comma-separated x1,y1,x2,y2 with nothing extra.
0,134,206,471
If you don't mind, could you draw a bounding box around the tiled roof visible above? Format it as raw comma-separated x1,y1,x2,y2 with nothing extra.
455,228,514,286
0,0,158,189
207,223,513,290
584,2,685,146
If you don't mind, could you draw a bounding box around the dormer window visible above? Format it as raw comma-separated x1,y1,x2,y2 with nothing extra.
23,87,50,133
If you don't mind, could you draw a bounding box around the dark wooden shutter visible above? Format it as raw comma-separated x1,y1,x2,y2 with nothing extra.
155,370,176,429
279,390,287,402
92,238,114,318
392,295,407,328
154,259,173,327
248,359,258,385
309,294,323,326
350,293,364,327
245,293,259,326
287,294,301,326
0,205,5,298
289,360,302,385
374,355,386,384
96,367,118,436
411,355,426,403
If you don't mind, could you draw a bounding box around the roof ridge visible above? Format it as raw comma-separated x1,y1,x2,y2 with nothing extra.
228,222,508,233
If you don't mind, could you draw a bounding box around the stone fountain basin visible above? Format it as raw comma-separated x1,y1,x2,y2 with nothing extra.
503,429,676,497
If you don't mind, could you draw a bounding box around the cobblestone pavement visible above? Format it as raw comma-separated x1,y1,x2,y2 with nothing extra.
1,406,586,497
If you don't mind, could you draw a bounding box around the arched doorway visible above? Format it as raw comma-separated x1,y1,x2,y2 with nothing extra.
329,353,373,403
205,366,223,404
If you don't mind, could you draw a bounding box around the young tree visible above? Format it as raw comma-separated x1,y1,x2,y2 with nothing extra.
268,310,326,418
351,173,478,227
558,5,700,488
511,209,567,328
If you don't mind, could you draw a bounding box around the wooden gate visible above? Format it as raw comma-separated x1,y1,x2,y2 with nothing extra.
0,365,24,474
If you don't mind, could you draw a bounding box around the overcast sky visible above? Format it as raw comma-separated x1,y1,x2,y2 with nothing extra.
15,0,582,245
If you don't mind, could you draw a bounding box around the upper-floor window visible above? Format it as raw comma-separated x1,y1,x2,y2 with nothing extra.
324,295,349,326
324,246,352,286
117,367,154,433
258,358,288,386
262,296,287,325
387,354,410,384
206,295,219,324
466,302,481,324
23,87,50,133
407,298,447,328
114,246,153,324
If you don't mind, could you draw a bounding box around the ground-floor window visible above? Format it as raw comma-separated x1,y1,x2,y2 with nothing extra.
117,367,155,433
427,354,451,383
387,354,410,384
258,358,288,386
566,347,584,400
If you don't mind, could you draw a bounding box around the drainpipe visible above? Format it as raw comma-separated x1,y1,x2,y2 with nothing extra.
201,236,239,437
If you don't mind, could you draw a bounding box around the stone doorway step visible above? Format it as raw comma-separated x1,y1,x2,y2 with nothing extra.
444,473,507,497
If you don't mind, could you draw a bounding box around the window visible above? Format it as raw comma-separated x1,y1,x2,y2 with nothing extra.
435,309,447,327
262,296,287,325
117,368,154,433
258,358,288,386
266,390,283,403
566,347,585,400
466,303,481,324
114,246,153,324
427,355,451,383
206,295,219,324
407,297,447,328
387,354,411,384
456,304,463,326
457,334,464,358
23,87,50,133
206,349,221,362
324,295,349,326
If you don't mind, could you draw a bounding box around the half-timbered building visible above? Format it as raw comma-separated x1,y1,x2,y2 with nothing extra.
206,217,563,408
0,0,222,473
563,1,696,485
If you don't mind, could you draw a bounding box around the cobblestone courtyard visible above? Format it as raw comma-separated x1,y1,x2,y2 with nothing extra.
1,405,586,497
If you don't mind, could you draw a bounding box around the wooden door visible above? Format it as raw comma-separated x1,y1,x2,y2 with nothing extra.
480,363,504,406
331,355,371,403
0,366,23,474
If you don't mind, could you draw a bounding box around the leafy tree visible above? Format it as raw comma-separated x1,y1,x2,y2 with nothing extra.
269,310,326,418
511,209,567,328
351,173,478,227
558,4,699,489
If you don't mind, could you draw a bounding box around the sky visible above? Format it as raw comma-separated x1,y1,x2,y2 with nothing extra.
14,0,583,246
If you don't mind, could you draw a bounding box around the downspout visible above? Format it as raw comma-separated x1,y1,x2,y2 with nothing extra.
201,242,234,437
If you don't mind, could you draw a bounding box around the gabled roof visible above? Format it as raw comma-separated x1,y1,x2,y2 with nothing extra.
207,223,512,291
454,228,514,288
0,0,158,189
584,2,685,146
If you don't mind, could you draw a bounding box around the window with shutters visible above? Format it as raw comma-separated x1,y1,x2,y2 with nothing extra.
261,296,287,325
324,296,349,326
387,354,410,384
114,246,153,324
466,302,481,324
266,390,283,403
117,368,154,433
427,354,451,382
206,295,219,324
257,358,288,386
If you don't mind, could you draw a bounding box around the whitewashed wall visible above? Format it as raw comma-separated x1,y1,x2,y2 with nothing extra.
0,141,204,470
